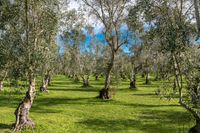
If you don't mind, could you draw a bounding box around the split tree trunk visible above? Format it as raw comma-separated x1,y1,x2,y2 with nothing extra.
0,80,3,91
40,75,49,92
99,52,115,99
13,77,36,132
81,75,90,87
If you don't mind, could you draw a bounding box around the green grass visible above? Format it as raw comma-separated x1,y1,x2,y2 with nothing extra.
0,75,194,133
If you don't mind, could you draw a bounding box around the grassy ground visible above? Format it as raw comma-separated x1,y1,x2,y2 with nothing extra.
0,75,194,133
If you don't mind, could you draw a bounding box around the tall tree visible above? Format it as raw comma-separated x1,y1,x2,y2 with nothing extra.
0,0,59,131
82,0,131,99
133,0,199,132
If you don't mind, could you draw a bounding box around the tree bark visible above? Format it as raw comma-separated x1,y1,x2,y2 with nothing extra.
0,80,3,91
13,77,36,132
99,51,115,99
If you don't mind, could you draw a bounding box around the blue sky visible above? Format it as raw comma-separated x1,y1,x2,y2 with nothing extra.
56,24,142,54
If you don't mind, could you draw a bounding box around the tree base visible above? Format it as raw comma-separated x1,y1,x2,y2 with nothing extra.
145,81,151,85
13,102,35,132
13,118,35,132
82,84,90,87
189,123,200,133
129,81,137,90
40,86,48,92
98,88,111,100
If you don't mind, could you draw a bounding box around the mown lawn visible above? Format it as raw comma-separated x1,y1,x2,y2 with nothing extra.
0,75,194,133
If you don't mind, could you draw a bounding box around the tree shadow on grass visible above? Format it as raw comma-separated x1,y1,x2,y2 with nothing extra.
33,96,180,109
78,110,193,133
0,123,12,130
0,95,22,107
49,88,100,93
132,93,156,96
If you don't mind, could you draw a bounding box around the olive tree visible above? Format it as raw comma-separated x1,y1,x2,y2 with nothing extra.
134,0,200,132
0,0,59,131
82,0,131,99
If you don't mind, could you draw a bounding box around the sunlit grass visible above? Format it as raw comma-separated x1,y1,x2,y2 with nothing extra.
0,75,194,133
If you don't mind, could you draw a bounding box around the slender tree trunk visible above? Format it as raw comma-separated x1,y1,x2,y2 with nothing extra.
48,75,51,86
130,68,137,89
145,72,151,84
194,0,200,37
13,77,36,131
99,52,115,99
0,80,3,91
172,54,200,133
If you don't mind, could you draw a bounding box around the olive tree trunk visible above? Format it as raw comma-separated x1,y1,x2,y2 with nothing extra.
0,80,3,91
99,52,115,99
40,75,49,92
13,77,36,132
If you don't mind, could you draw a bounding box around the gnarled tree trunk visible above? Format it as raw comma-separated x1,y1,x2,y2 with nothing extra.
99,52,115,99
13,77,36,132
